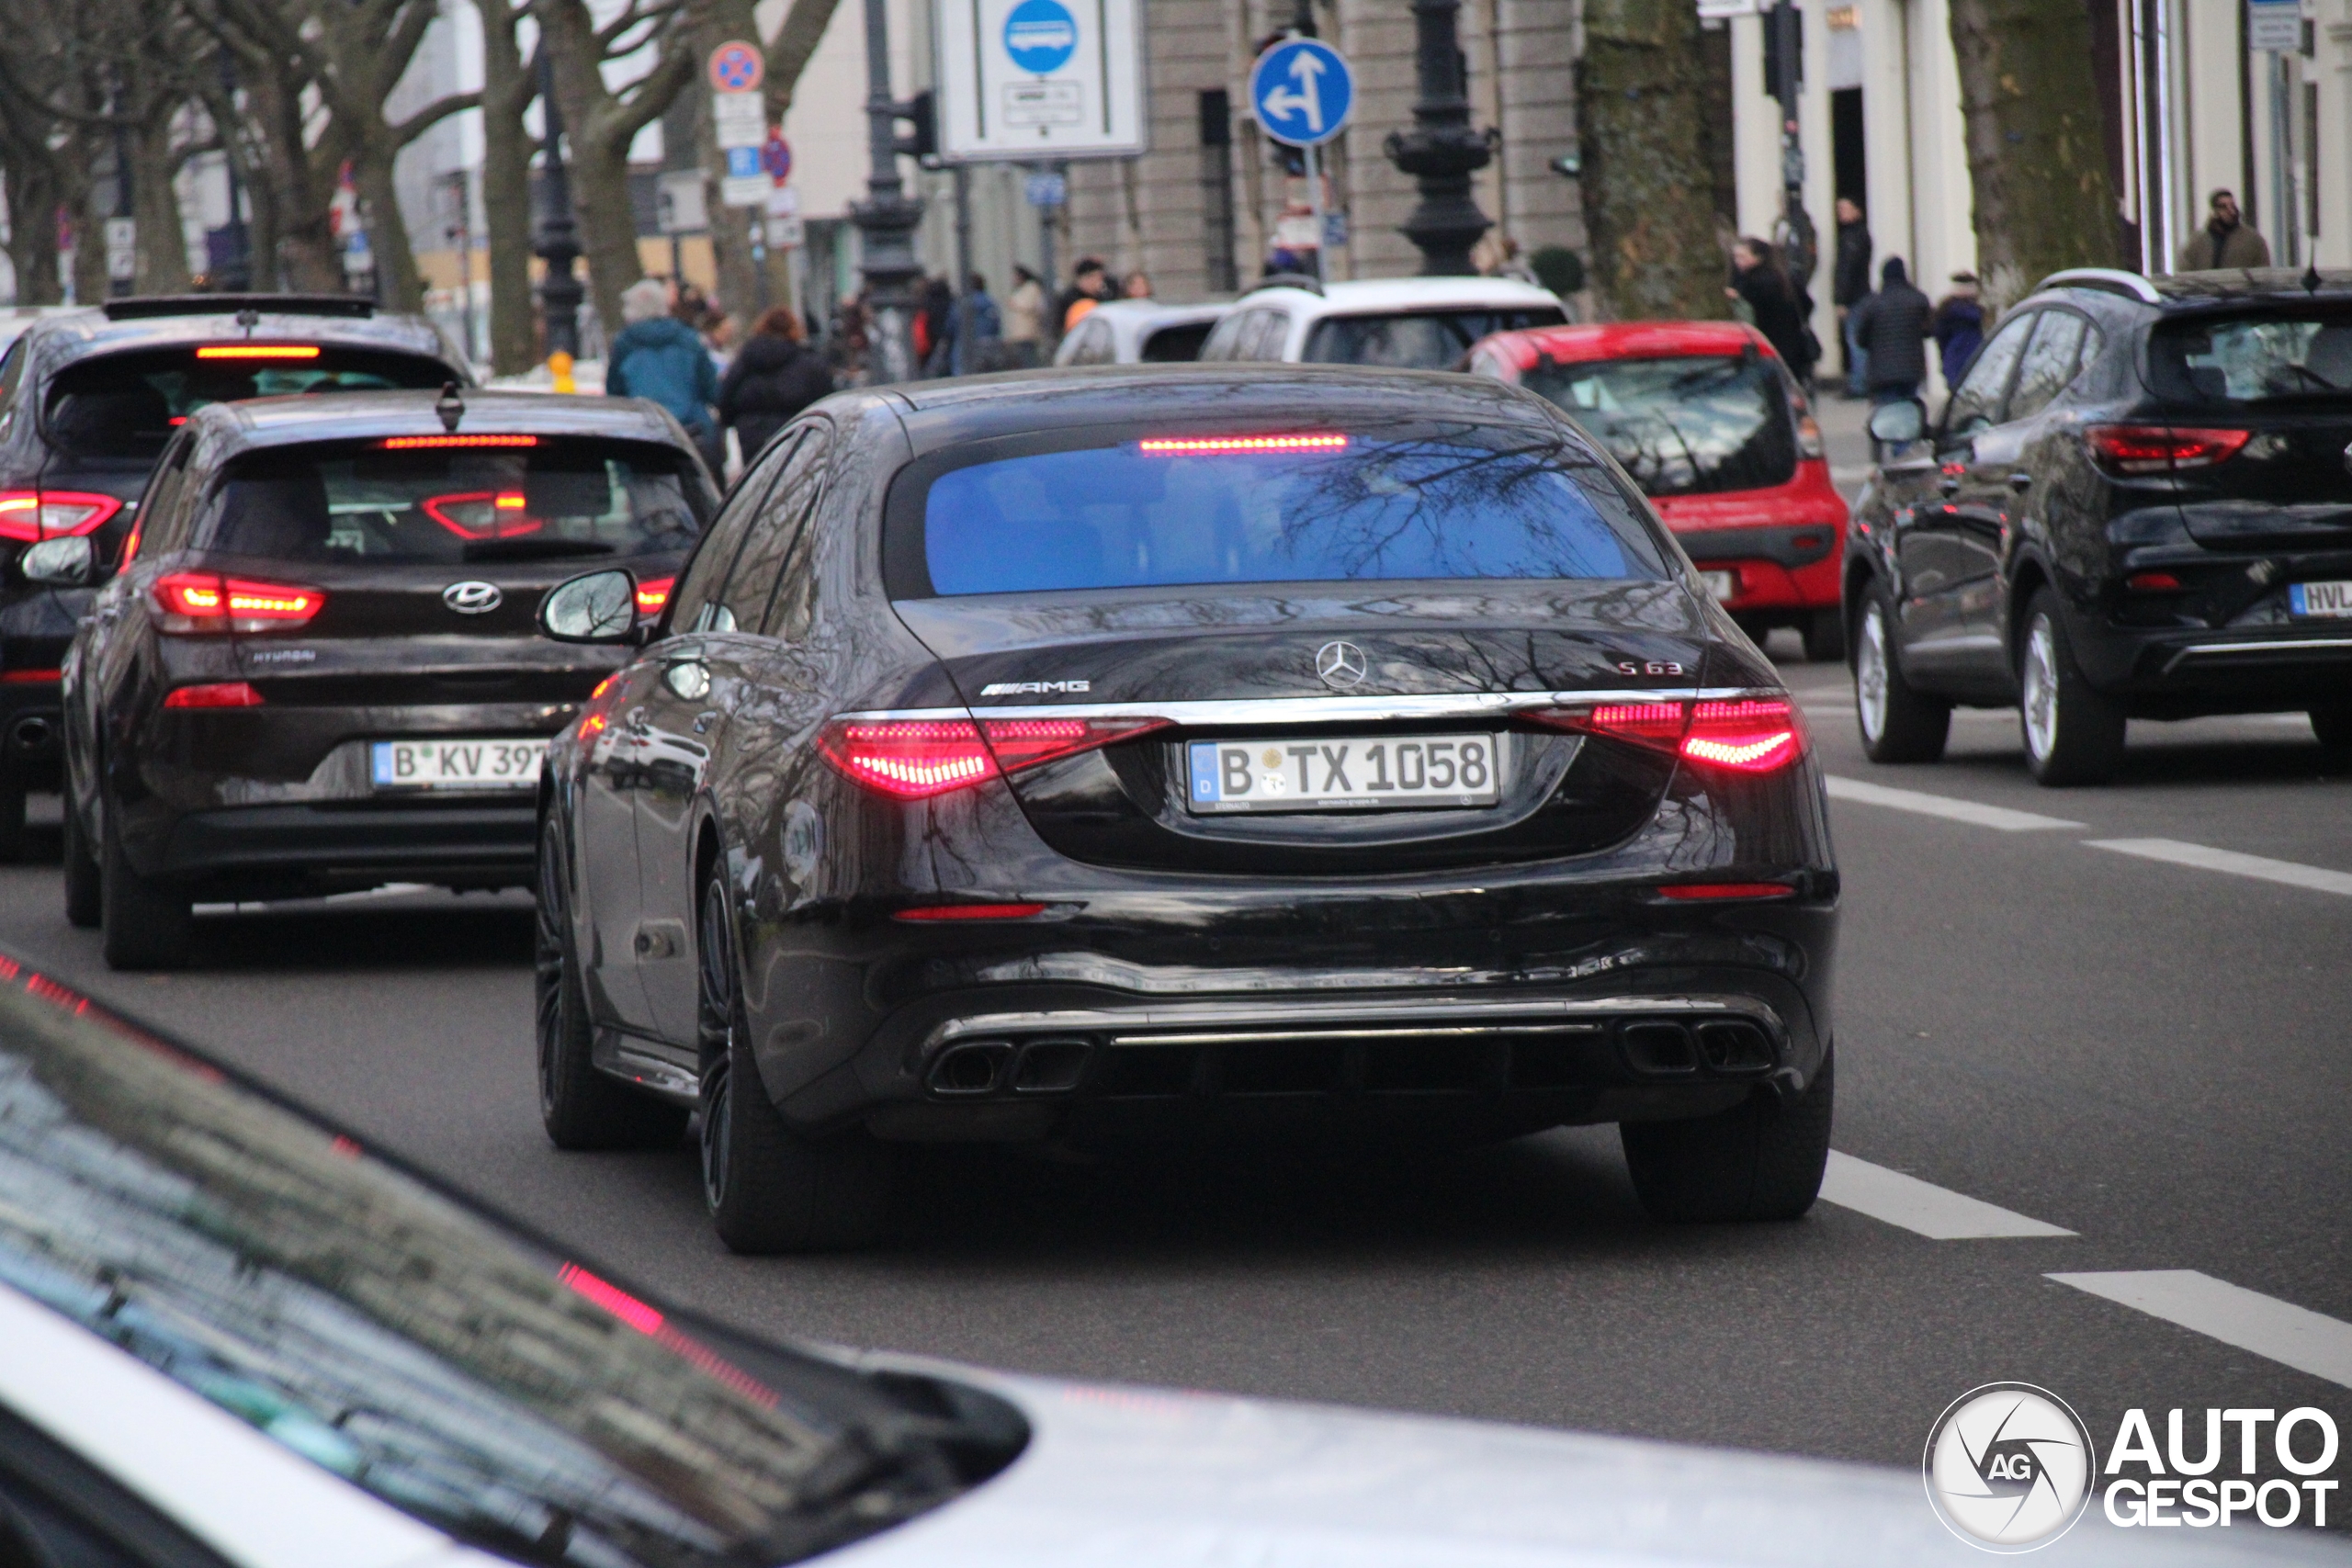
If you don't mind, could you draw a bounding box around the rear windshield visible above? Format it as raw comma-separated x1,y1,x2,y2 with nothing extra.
890,423,1667,597
2147,310,2352,404
1522,353,1799,497
1304,309,1566,369
44,346,454,461
1139,321,1216,362
200,437,711,566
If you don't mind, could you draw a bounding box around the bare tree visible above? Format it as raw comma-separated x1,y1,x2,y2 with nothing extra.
475,0,538,372
1576,0,1726,321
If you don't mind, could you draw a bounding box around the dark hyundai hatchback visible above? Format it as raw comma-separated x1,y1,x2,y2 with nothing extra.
1849,267,2352,784
41,389,716,970
531,367,1838,1253
0,296,467,856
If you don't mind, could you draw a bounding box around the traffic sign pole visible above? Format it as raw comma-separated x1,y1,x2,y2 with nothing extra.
1306,142,1326,285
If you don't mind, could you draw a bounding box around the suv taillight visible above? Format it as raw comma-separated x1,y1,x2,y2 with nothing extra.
1527,698,1807,774
152,571,325,634
2086,424,2251,476
818,715,1171,800
0,490,124,544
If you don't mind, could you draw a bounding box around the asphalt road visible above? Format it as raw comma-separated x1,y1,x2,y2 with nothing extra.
5,398,2348,1531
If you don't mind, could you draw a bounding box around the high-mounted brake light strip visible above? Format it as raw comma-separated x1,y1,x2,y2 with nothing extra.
380,434,539,449
1137,434,1349,456
196,344,321,360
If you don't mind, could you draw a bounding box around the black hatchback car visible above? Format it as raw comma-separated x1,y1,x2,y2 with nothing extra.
38,389,716,970
1847,267,2352,784
0,295,468,856
530,366,1839,1253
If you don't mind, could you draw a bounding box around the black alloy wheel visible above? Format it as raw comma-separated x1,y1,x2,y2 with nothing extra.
98,794,190,970
2018,588,2126,786
1852,583,1951,763
1620,1050,1835,1223
0,772,23,863
535,814,685,1149
2309,704,2352,769
697,871,892,1254
61,791,99,929
1802,608,1846,664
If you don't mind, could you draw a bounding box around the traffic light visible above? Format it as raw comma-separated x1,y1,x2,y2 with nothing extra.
895,91,937,164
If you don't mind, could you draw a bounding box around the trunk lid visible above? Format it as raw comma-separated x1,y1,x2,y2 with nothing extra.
2170,411,2352,553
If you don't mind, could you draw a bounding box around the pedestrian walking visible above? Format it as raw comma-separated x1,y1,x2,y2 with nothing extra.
718,305,835,467
916,276,956,377
1847,257,1934,405
2177,188,2271,272
1054,257,1112,340
1002,265,1047,368
1727,238,1815,386
1931,272,1985,392
1833,197,1872,398
1121,270,1154,300
940,273,1003,374
606,276,721,474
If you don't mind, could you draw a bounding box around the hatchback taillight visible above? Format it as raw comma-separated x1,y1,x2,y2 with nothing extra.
1527,697,1806,774
152,571,324,633
0,490,124,544
818,715,1170,800
2086,424,2251,476
634,576,674,617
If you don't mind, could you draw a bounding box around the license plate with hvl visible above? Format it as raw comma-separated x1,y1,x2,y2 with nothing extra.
371,738,548,791
1185,734,1506,814
2289,580,2352,618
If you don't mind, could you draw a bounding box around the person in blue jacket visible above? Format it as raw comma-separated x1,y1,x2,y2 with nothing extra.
607,276,721,475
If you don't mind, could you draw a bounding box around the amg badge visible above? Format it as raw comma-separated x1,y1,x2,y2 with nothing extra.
979,680,1091,696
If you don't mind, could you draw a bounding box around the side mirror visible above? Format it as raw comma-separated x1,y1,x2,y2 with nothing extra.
538,568,644,644
1866,399,1927,446
20,535,96,587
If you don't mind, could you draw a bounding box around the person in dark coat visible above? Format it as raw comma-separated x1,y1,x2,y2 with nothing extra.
1833,197,1872,396
718,306,834,466
1728,238,1814,384
1847,257,1934,403
1931,272,1985,392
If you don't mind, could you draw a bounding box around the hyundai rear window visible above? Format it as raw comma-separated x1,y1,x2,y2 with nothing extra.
2147,310,2352,404
1522,354,1799,497
199,438,711,566
43,346,454,461
1303,310,1566,369
888,423,1667,597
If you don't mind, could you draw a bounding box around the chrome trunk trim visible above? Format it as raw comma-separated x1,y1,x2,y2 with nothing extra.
842,688,1775,729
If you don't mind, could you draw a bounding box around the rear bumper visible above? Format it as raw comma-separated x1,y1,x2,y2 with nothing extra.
153,801,537,893
0,678,62,786
1672,522,1846,615
2068,610,2352,713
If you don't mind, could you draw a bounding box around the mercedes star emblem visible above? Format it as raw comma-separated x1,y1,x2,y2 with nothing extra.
1315,639,1369,690
442,581,503,615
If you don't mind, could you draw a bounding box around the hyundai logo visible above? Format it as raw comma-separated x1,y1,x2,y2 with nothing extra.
442,581,503,615
1314,639,1369,689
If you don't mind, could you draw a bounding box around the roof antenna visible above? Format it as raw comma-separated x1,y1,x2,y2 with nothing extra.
435,381,465,434
2304,261,2324,296
234,306,259,339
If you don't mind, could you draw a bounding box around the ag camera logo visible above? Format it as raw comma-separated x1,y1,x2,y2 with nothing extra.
1923,1383,2096,1551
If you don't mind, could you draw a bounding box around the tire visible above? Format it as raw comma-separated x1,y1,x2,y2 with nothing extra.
61,792,100,929
2018,589,2126,786
1802,607,1846,664
2310,704,2352,769
1852,585,1951,763
99,800,190,971
536,815,685,1150
697,874,891,1254
1621,1050,1835,1224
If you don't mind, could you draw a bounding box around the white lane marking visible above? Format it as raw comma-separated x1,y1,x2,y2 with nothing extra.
2048,1270,2352,1389
1820,1152,2075,1239
2083,838,2352,898
1824,774,2086,832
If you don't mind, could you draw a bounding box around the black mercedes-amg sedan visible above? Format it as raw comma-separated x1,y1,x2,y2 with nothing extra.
1848,267,2352,784
0,295,469,860
532,367,1838,1252
36,389,716,971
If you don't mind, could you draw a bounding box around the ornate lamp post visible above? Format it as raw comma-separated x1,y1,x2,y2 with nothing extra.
532,51,585,360
849,0,924,383
1384,0,1491,276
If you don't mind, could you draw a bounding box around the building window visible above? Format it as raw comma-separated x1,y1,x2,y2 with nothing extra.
1199,90,1238,294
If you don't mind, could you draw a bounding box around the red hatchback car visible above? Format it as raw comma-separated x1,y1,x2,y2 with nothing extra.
1467,321,1849,660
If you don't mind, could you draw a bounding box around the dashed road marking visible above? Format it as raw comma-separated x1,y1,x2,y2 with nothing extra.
2083,838,2352,898
2048,1270,2352,1390
1820,1152,2075,1239
1824,775,2086,832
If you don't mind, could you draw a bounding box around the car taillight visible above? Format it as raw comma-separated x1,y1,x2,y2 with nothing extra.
2086,424,2251,476
152,571,324,633
1526,697,1806,773
1796,413,1825,459
635,576,673,617
163,681,263,708
817,715,1171,800
0,490,124,544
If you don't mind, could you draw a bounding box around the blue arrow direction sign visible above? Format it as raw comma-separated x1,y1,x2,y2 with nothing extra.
1250,39,1352,149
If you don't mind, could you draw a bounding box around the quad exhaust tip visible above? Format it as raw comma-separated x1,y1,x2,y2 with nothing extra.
928,1038,1096,1097
1618,1020,1776,1078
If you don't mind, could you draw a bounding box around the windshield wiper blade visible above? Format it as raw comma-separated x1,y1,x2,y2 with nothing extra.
461,538,616,561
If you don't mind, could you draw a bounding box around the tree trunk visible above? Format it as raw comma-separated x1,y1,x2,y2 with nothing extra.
68,197,107,305
1576,0,1726,321
130,118,192,295
477,1,537,373
1947,0,2119,309
540,0,654,342
353,152,423,310
4,154,62,304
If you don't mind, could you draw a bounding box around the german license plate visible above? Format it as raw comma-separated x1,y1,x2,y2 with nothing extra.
371,738,547,791
1186,734,1505,814
1699,570,1737,602
2289,580,2352,618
